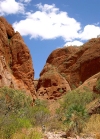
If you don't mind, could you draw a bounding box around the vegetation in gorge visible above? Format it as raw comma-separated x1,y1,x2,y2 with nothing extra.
0,87,49,139
0,86,100,139
56,89,100,136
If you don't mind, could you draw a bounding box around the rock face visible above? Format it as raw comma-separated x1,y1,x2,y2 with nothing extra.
0,16,35,97
37,64,71,99
37,38,100,99
76,72,100,93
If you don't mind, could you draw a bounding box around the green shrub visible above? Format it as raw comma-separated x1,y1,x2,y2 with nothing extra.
56,89,96,134
58,90,95,113
0,87,32,116
0,115,32,139
0,87,33,139
31,99,50,126
0,87,50,138
64,104,88,134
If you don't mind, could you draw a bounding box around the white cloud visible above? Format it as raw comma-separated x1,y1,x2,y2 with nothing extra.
13,3,81,41
64,40,83,46
19,0,31,3
36,3,59,13
12,3,100,42
0,0,24,15
79,25,100,40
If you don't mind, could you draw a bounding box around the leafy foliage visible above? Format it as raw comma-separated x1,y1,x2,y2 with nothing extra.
0,87,32,115
64,104,88,134
0,87,49,139
0,115,32,139
59,90,95,113
57,89,96,134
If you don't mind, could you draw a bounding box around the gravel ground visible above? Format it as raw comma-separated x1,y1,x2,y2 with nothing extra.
42,131,95,139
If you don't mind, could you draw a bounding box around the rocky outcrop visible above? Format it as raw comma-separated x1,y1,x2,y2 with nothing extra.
37,64,71,99
76,72,100,92
37,38,100,99
36,46,78,99
0,16,35,97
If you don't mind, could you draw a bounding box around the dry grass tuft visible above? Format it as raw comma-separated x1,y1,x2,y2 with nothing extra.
12,127,43,139
83,114,100,138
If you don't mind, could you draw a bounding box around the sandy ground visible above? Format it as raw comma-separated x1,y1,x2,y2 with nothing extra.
42,131,95,139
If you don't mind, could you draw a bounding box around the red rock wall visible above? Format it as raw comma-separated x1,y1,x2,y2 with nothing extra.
0,16,35,97
37,38,100,99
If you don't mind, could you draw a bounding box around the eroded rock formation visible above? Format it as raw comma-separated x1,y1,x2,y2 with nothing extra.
0,16,35,97
37,64,71,99
1,16,100,102
37,38,100,99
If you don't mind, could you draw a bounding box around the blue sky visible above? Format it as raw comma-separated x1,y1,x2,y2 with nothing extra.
0,0,100,79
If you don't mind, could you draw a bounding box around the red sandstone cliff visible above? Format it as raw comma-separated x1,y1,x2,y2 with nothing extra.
0,17,35,97
37,38,100,99
1,16,100,102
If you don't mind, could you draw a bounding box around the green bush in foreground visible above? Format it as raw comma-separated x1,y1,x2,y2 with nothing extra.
0,116,32,139
57,89,96,115
0,87,49,139
0,87,33,139
57,89,96,134
0,87,33,116
64,104,88,134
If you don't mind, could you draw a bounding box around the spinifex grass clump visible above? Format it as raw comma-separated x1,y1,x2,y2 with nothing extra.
83,114,100,133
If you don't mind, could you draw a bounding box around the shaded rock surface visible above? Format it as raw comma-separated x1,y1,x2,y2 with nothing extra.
37,38,100,99
0,16,35,97
77,72,100,92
